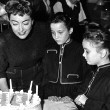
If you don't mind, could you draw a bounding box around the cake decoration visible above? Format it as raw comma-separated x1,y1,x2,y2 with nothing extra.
0,79,41,110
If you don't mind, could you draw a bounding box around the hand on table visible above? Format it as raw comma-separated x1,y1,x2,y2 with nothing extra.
44,96,78,110
74,94,88,106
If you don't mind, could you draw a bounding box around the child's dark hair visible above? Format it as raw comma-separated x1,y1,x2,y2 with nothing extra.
49,12,72,30
5,0,34,19
83,23,110,58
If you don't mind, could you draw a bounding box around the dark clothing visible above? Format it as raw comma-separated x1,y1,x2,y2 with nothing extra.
43,83,79,100
50,0,80,23
0,22,51,95
43,39,91,99
33,0,50,22
80,64,110,110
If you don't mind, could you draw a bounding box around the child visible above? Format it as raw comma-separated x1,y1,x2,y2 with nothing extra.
43,12,91,100
75,25,110,110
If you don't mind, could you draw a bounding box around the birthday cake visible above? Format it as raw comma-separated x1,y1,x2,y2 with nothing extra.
0,90,41,110
0,80,41,110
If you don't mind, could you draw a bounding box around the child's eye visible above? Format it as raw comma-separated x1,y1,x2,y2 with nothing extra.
51,31,55,35
58,31,63,34
13,23,18,26
84,49,89,54
86,50,89,54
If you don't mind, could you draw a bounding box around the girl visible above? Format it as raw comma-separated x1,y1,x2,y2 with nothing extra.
75,25,110,110
43,12,90,100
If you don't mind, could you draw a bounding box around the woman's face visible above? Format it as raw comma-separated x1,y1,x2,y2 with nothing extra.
9,14,33,39
82,39,102,66
50,22,73,45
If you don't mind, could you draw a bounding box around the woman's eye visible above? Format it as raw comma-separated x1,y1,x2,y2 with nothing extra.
12,22,18,26
23,23,29,25
23,21,29,25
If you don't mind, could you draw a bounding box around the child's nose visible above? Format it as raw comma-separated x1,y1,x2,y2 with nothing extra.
82,52,85,57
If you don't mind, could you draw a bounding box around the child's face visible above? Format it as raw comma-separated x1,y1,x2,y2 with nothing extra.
69,0,77,4
50,22,72,45
82,39,102,66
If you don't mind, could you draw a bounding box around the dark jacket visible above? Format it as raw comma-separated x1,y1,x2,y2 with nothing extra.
82,64,110,110
43,40,90,85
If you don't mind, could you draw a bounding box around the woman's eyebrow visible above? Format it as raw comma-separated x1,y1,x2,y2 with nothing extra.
11,19,30,23
22,19,30,23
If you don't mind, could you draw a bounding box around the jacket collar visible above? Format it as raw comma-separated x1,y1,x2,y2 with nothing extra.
97,63,110,71
61,39,72,47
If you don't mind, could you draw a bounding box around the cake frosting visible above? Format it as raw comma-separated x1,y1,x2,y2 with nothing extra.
0,90,41,110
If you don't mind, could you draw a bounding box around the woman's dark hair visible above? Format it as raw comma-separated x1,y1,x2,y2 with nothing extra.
49,12,72,30
5,0,34,19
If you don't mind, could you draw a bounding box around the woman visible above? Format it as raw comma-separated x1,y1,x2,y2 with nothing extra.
0,0,51,97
